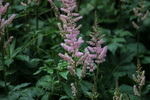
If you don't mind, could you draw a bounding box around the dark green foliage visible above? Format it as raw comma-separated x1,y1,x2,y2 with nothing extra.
0,0,150,100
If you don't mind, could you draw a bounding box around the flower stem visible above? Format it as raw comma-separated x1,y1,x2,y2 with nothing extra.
36,5,39,46
76,0,80,12
118,0,122,29
0,39,7,95
139,86,142,100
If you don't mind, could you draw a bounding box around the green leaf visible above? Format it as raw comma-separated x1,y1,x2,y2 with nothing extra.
108,43,123,54
142,56,150,64
0,80,10,87
16,55,30,62
11,47,22,58
11,83,31,92
77,68,82,79
10,39,16,57
79,3,94,15
5,59,14,67
29,58,41,68
47,68,53,75
119,84,138,100
114,63,136,78
80,80,93,92
59,96,69,100
113,38,126,43
59,71,69,80
41,92,50,100
33,69,42,75
114,29,133,37
63,83,73,98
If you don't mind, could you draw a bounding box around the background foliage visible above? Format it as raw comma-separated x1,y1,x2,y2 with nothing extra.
0,0,150,100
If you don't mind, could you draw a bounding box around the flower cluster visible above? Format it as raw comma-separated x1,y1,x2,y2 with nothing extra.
0,1,15,44
21,0,40,6
86,12,107,72
113,78,123,100
55,0,88,78
48,0,60,20
132,1,149,29
71,83,76,96
132,59,145,97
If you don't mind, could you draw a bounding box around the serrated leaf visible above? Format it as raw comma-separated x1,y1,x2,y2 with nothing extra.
47,68,53,75
79,3,94,15
33,69,42,75
41,92,50,100
59,71,69,80
6,69,17,76
16,55,30,62
63,83,73,98
10,39,16,56
5,59,14,67
80,80,93,92
114,29,133,37
29,58,41,68
142,56,150,64
120,31,133,37
44,59,54,63
11,47,22,58
108,43,123,54
0,80,10,87
113,38,126,43
11,83,30,92
59,96,69,100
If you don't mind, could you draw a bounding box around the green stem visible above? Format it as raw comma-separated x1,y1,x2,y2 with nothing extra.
28,12,30,32
92,63,99,100
19,33,50,53
95,0,98,10
0,40,7,95
5,0,11,58
11,0,13,13
137,29,140,58
76,0,80,12
74,59,79,100
139,86,142,100
36,7,39,30
36,6,39,46
73,48,79,100
118,0,122,29
75,75,79,100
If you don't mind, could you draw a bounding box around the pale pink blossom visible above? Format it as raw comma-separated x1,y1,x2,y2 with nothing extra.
68,66,76,76
133,8,138,16
80,62,87,78
71,83,76,96
133,85,140,96
132,21,139,29
58,53,74,64
5,14,15,26
0,1,15,36
1,3,9,14
73,16,83,22
142,10,149,21
4,36,13,48
56,0,88,78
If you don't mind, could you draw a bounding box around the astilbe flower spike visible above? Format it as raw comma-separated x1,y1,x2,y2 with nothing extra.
132,1,149,30
49,0,89,98
21,0,40,6
86,11,107,72
0,1,15,38
132,59,145,99
0,0,15,94
55,0,88,77
86,11,107,100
